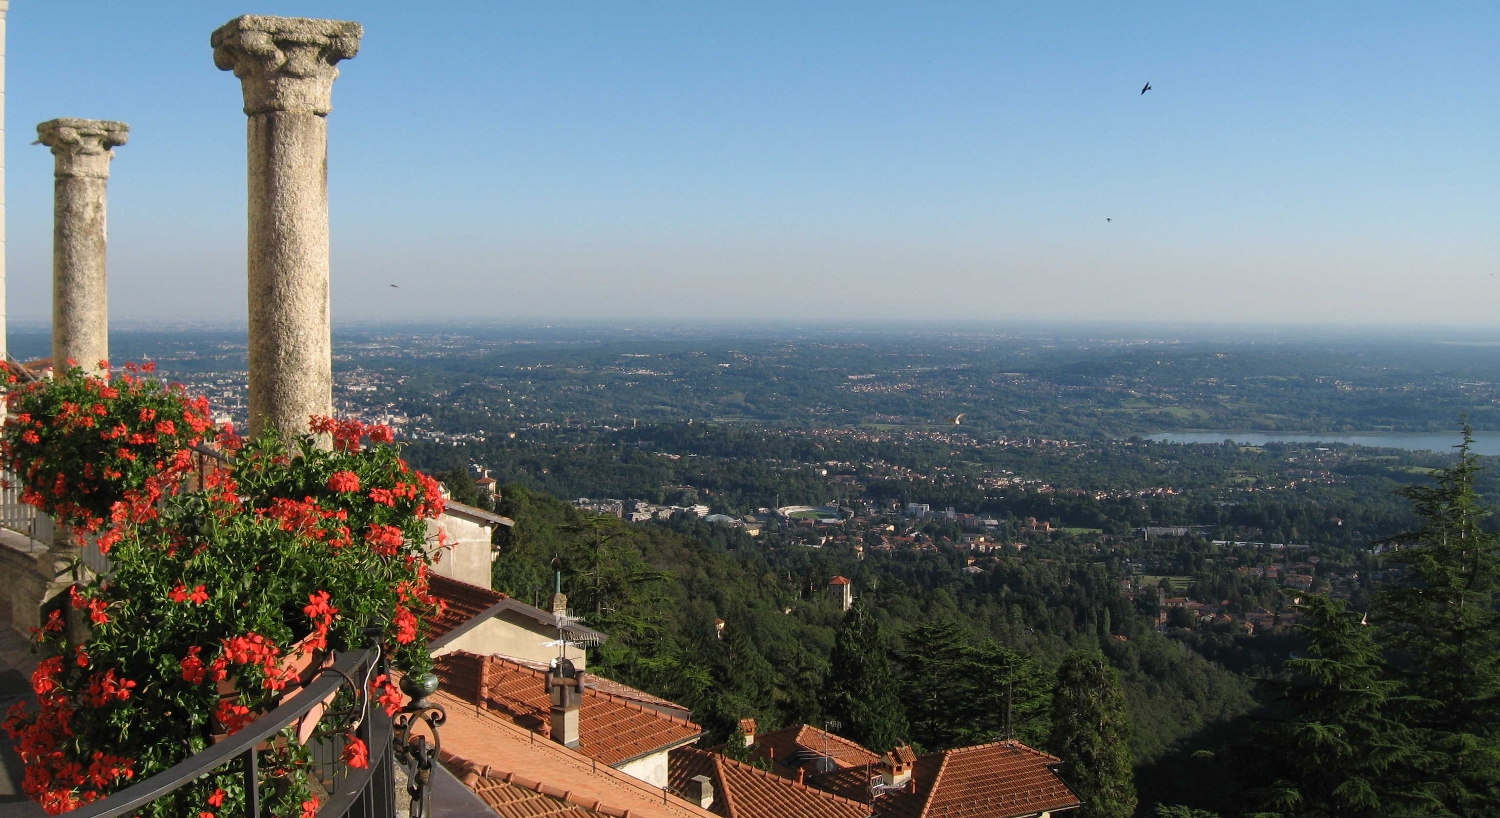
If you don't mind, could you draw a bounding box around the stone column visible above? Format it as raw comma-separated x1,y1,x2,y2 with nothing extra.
36,119,129,375
212,15,361,438
0,1,10,374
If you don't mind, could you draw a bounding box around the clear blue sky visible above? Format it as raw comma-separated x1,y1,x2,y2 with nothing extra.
6,2,1497,326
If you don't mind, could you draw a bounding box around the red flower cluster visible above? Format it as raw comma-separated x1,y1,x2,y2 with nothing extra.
301,591,339,651
310,416,396,453
221,633,295,692
340,735,370,769
214,700,255,735
327,470,361,493
2,657,136,813
169,583,210,605
371,674,404,717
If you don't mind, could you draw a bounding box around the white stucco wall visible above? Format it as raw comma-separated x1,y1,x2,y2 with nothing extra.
427,512,494,590
431,614,587,668
615,749,672,788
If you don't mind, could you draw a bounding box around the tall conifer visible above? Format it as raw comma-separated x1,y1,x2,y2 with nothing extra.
1254,595,1422,818
822,600,908,752
1048,650,1137,818
1373,428,1500,814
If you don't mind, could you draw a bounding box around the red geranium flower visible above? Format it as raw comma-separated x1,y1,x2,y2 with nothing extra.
327,471,360,493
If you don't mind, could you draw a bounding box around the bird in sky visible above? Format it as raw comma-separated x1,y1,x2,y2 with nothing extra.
951,413,966,426
389,284,399,288
1107,218,1113,222
1141,81,1152,95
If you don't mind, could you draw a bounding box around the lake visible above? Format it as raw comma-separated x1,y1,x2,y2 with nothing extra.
1146,431,1500,456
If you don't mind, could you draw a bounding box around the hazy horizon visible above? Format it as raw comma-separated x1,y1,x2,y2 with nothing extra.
5,2,1496,325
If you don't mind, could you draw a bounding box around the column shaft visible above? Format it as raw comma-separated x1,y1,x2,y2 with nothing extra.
246,112,331,437
36,119,128,375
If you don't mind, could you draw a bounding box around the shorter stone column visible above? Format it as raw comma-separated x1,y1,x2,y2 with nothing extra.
36,118,128,374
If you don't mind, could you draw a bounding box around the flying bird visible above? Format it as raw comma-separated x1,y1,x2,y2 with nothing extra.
389,284,399,288
951,413,966,426
1106,218,1112,222
1141,82,1152,95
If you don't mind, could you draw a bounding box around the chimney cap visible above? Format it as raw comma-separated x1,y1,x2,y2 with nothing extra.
739,718,757,733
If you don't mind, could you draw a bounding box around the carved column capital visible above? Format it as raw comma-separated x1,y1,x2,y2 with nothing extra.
36,119,129,179
212,15,362,116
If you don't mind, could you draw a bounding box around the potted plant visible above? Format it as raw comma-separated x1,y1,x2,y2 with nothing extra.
2,365,446,817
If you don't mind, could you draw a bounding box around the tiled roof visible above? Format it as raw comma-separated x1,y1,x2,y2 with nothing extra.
426,574,506,644
432,694,719,818
435,651,702,767
669,747,869,818
829,577,851,586
747,726,880,776
449,754,615,818
810,742,1078,818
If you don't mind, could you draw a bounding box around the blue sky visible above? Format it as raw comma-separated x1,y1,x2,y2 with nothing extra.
6,2,1497,325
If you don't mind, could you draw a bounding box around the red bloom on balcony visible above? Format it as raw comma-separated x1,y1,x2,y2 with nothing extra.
180,647,206,684
214,700,254,735
393,606,419,645
365,524,405,557
301,797,319,818
367,424,395,444
371,674,404,717
208,788,227,808
328,471,361,493
340,735,370,769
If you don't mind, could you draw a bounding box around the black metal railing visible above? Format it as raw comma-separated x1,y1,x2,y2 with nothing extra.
68,645,398,818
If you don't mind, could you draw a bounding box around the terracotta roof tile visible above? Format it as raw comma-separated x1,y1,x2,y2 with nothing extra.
669,747,869,818
435,651,702,767
432,696,719,818
747,726,880,777
809,742,1077,818
426,574,506,642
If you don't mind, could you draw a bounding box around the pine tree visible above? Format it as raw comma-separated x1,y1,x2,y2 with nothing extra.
1048,650,1137,818
1253,595,1422,818
1373,428,1500,814
897,620,972,750
822,600,908,752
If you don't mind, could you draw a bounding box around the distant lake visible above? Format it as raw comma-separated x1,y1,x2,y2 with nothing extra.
1146,431,1500,457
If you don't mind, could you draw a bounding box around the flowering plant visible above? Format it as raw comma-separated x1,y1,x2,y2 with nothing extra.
0,361,213,533
2,370,447,817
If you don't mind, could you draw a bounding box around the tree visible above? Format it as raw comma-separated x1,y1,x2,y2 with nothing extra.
1372,428,1500,814
897,620,971,750
822,600,908,752
1251,595,1422,818
1048,650,1137,818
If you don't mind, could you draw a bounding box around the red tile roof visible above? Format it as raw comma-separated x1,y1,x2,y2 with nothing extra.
828,577,851,586
432,698,719,818
434,651,702,767
425,574,506,643
669,747,869,818
746,726,880,778
810,742,1078,818
450,757,609,818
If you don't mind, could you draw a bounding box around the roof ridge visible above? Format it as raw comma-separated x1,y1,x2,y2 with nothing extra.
938,739,1060,764
711,751,738,818
442,749,633,818
433,690,718,818
455,651,698,728
791,725,877,758
707,748,872,811
913,747,950,818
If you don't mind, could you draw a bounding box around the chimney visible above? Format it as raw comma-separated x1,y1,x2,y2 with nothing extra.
797,768,805,785
550,592,568,618
546,658,584,749
881,746,916,789
688,775,714,809
738,718,757,747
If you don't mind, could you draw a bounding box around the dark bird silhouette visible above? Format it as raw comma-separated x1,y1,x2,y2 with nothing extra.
1141,82,1152,95
1106,218,1112,222
389,284,399,288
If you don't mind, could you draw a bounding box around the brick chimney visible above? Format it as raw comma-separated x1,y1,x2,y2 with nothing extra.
738,718,757,747
688,775,714,809
546,657,585,748
550,591,568,618
881,746,916,789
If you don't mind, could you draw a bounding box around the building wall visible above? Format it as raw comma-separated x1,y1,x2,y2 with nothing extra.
430,612,587,669
427,513,494,590
615,748,672,788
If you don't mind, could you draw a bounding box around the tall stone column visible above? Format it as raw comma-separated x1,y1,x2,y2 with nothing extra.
0,1,10,374
212,15,361,438
36,119,129,375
